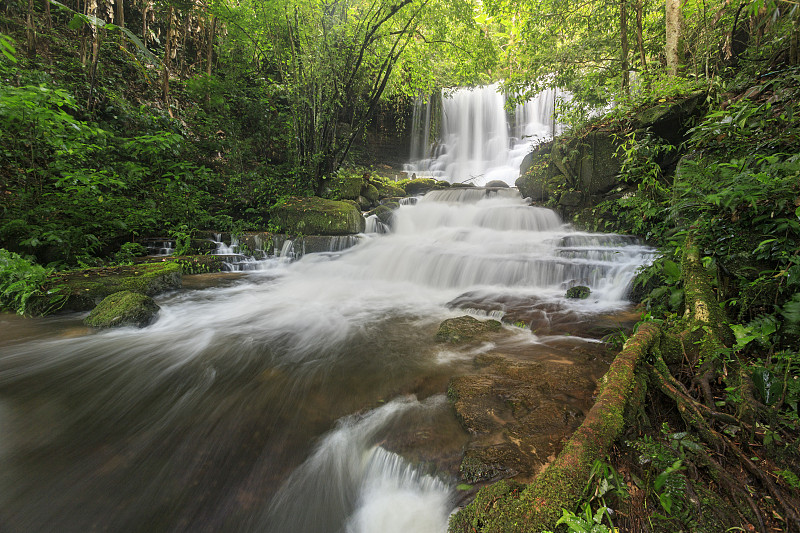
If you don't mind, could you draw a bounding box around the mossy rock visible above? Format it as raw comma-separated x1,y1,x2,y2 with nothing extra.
375,181,405,198
485,180,509,188
270,196,365,235
364,183,380,204
84,291,160,328
54,262,182,311
366,204,396,226
326,175,364,200
403,178,439,195
435,315,502,344
565,285,591,299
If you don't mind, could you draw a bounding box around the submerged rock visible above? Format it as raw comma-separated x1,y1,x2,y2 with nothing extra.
435,316,501,344
84,290,160,328
270,196,365,235
565,285,591,299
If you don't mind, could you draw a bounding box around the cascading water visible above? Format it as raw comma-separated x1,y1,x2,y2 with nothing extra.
0,189,653,532
405,84,559,186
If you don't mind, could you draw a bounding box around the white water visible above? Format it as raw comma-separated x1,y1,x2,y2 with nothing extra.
405,84,559,186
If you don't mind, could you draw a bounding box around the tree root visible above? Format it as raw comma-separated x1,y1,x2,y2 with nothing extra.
649,351,800,532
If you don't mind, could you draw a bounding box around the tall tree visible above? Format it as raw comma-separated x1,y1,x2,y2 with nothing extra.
665,0,682,75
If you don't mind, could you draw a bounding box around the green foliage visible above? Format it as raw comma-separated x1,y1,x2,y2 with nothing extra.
0,249,64,315
113,242,148,264
0,33,17,64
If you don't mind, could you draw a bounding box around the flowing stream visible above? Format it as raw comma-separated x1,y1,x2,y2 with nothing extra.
0,188,653,532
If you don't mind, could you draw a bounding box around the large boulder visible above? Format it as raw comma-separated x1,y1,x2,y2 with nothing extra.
374,181,405,199
517,91,708,207
271,197,365,235
84,290,160,328
325,174,365,200
403,178,440,196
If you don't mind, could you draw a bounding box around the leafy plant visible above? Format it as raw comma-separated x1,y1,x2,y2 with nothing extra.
0,249,64,315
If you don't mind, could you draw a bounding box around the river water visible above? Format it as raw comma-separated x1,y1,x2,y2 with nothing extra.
0,189,652,532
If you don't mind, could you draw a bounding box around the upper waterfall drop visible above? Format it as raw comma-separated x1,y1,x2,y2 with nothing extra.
404,84,558,187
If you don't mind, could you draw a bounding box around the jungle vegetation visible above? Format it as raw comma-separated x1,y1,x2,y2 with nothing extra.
1,0,799,530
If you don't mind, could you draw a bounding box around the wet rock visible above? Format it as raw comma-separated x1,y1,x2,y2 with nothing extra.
84,290,160,328
485,180,509,188
435,316,501,344
366,204,395,226
403,178,440,196
54,262,182,311
566,285,591,299
270,196,365,235
447,351,599,484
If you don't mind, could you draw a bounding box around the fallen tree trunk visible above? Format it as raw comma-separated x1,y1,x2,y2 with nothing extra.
448,322,662,533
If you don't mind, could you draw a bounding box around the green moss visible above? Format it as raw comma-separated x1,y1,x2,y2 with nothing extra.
435,316,502,344
566,285,591,299
375,181,405,198
84,290,160,328
54,262,182,311
403,178,440,195
271,196,366,235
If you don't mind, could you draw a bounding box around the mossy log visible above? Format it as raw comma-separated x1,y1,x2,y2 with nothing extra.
449,322,661,532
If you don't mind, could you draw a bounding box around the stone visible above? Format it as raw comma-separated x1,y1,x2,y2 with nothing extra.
326,175,364,200
270,196,365,235
374,181,405,199
435,315,502,344
565,285,591,299
55,262,183,311
364,183,380,204
403,178,440,196
84,290,160,328
485,180,509,188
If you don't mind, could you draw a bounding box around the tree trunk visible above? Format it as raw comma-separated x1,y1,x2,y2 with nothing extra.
44,0,53,29
163,5,173,111
142,3,148,49
665,0,682,75
636,0,647,69
116,0,123,28
621,0,630,91
26,0,36,58
206,14,216,76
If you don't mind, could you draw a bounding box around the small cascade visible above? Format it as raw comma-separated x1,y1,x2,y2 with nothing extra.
405,84,560,186
365,215,390,234
141,238,175,256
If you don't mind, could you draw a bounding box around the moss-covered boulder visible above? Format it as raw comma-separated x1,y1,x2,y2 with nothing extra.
54,262,182,311
270,196,365,235
375,181,405,199
485,180,509,188
366,204,396,226
566,285,591,299
325,174,365,200
84,290,160,328
364,183,380,204
403,178,440,196
435,316,502,344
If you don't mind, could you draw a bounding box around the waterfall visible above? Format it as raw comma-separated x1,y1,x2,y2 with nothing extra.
405,84,559,186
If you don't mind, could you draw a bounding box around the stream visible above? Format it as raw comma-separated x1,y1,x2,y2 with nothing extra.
0,188,653,532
